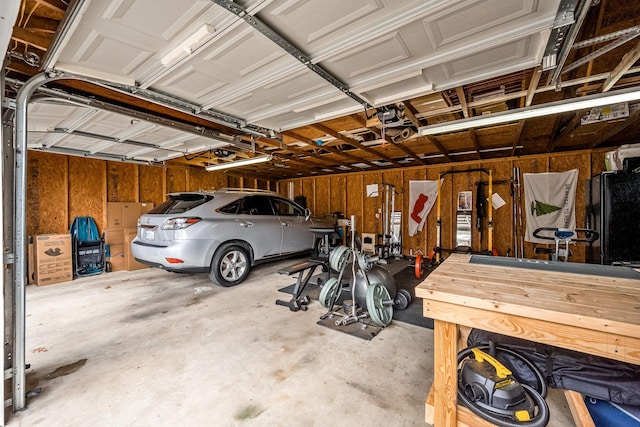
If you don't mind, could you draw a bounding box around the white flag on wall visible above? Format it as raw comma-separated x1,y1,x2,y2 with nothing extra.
408,180,439,237
523,169,579,244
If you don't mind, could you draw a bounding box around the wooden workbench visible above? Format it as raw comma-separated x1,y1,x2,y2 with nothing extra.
415,253,640,427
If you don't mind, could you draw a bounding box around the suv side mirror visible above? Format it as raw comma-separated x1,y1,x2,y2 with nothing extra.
304,208,311,221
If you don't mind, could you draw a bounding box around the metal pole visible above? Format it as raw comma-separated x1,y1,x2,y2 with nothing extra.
13,71,64,411
487,170,493,251
1,54,13,426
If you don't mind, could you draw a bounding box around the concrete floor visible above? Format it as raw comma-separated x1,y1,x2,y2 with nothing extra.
10,258,574,426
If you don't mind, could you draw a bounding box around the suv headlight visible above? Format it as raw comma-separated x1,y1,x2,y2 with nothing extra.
160,217,202,230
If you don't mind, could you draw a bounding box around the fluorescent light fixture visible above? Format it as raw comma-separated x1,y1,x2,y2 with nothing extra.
161,24,215,67
205,155,271,171
418,86,640,135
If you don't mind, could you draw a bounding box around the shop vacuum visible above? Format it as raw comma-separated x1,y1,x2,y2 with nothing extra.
457,346,550,427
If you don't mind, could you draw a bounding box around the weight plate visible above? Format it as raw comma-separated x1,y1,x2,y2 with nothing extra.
319,277,340,308
357,253,373,271
329,245,349,271
366,282,393,327
394,289,411,310
414,253,423,279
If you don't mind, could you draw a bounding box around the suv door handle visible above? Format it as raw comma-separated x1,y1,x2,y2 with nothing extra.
239,222,253,227
282,222,291,227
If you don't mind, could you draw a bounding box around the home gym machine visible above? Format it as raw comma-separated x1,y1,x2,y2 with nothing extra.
379,182,402,259
532,227,599,262
274,227,339,312
318,215,411,328
412,169,494,280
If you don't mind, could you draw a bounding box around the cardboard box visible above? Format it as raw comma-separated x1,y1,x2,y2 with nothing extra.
104,228,125,246
107,243,126,272
34,234,73,286
124,229,147,271
107,202,154,229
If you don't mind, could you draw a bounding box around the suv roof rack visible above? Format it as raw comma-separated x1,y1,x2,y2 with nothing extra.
219,188,276,194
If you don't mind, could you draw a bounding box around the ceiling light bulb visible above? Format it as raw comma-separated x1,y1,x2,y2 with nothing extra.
205,155,271,171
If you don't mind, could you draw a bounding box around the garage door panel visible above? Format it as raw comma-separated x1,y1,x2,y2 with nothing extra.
423,0,542,48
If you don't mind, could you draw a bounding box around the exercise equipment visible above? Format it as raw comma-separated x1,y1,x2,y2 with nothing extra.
393,289,412,310
276,259,325,311
69,216,105,277
381,182,402,258
457,346,550,427
533,227,599,262
512,167,525,258
434,169,493,263
319,215,403,328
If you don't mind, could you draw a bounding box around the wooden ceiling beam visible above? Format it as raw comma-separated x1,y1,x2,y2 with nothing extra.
425,135,452,162
455,86,470,118
511,120,526,156
601,40,640,92
6,59,38,76
12,26,52,51
285,130,378,167
366,126,428,165
35,0,67,14
401,101,422,127
257,138,335,167
547,110,588,152
525,66,542,107
470,129,481,160
350,113,426,165
312,123,403,167
24,16,60,33
589,109,640,149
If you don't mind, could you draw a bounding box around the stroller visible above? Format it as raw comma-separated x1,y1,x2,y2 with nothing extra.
69,216,105,277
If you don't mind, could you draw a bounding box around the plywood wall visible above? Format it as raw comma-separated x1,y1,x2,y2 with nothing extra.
27,151,68,236
26,152,277,237
281,148,612,263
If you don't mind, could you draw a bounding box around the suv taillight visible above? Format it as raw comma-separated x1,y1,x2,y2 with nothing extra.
160,217,202,230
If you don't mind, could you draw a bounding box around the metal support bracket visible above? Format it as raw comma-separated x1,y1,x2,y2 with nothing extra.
1,99,15,110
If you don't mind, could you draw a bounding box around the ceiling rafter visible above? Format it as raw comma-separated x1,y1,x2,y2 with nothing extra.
257,138,335,167
11,26,52,51
401,102,422,127
34,0,67,14
455,86,470,118
525,66,542,107
284,130,378,168
312,123,403,167
547,109,591,152
424,135,451,162
510,120,526,156
601,40,640,92
589,108,640,149
469,129,481,160
349,113,426,165
366,126,427,165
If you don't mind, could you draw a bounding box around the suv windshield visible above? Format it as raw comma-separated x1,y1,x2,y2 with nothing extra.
149,194,212,214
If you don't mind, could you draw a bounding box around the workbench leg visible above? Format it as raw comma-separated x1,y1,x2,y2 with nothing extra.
433,319,458,427
564,390,596,427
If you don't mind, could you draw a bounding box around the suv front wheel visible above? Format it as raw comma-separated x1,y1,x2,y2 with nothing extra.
209,243,251,286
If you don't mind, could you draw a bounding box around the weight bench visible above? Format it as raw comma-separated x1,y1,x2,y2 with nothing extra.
275,259,325,311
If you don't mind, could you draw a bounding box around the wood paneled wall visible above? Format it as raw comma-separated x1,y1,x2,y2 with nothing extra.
26,151,277,237
27,148,609,263
279,149,610,263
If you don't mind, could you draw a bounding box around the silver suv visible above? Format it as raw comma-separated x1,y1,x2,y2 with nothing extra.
131,189,333,286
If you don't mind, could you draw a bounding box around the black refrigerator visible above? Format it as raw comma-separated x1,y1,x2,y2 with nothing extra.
588,171,640,265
